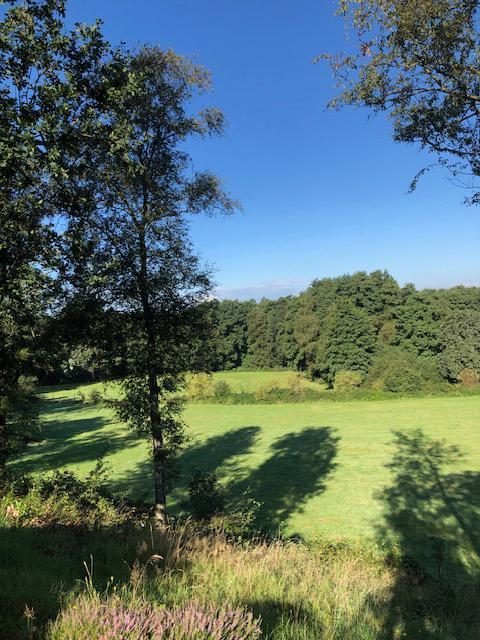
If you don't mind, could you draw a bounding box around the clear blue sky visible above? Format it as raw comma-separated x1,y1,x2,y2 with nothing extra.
67,0,479,299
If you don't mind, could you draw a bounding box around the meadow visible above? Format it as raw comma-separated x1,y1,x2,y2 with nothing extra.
13,372,480,544
4,371,480,639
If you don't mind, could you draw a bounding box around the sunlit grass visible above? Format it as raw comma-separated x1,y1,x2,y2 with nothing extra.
12,373,480,541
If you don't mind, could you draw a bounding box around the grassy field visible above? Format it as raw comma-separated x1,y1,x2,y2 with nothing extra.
198,370,323,393
12,373,480,549
5,372,480,638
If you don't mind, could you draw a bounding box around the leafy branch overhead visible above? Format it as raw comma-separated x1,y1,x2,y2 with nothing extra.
323,0,480,202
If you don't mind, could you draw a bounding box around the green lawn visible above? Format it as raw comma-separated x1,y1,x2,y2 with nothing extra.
12,375,480,553
205,370,323,393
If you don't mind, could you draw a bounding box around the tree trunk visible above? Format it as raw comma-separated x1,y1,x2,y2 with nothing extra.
148,359,168,527
138,225,168,527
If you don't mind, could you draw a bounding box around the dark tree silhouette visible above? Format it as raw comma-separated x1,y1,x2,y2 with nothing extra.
377,429,480,639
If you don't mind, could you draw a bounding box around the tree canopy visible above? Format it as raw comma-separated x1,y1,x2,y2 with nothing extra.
325,0,480,202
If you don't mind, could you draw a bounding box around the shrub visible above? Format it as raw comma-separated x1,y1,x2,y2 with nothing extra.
211,493,263,538
382,367,423,393
286,372,308,396
88,389,103,404
0,469,33,497
367,347,442,393
78,388,103,404
48,596,261,640
187,470,225,521
333,370,363,392
187,373,215,401
1,461,132,529
213,380,232,400
254,379,283,402
457,368,479,388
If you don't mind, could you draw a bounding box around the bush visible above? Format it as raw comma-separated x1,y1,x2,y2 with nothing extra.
48,595,261,640
1,461,132,529
78,388,103,404
367,347,442,393
187,470,225,521
88,389,102,404
333,370,363,392
254,379,283,402
213,380,232,400
457,368,479,388
382,367,423,393
286,372,308,396
187,373,215,401
211,493,263,539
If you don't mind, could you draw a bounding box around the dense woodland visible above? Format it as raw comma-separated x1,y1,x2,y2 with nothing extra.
42,270,480,392
211,271,480,387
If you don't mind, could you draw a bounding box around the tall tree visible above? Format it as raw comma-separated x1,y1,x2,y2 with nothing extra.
317,300,377,385
325,0,480,202
438,309,480,381
212,299,254,370
0,0,111,465
80,47,235,525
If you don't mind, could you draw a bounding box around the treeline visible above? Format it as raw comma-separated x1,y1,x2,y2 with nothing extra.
207,271,480,390
45,270,480,393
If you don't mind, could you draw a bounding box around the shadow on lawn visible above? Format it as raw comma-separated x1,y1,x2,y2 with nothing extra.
374,429,480,639
0,525,135,640
115,425,262,502
230,426,339,535
10,396,140,475
116,425,339,536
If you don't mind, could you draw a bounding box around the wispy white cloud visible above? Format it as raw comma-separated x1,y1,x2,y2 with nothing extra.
214,279,307,301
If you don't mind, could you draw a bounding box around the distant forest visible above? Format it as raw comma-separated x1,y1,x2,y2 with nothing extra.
208,271,480,390
48,271,480,392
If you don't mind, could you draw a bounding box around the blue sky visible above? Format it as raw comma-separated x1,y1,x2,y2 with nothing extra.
67,0,479,299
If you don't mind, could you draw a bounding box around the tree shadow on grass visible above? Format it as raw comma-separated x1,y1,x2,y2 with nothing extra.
230,427,339,535
0,525,135,640
119,425,340,533
10,396,140,476
375,429,480,639
115,426,262,503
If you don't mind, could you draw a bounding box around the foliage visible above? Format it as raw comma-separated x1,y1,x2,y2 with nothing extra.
367,347,442,392
0,376,39,468
438,310,480,381
254,380,284,402
246,299,285,369
457,368,479,388
110,376,188,486
65,345,102,381
187,470,225,521
317,300,376,385
333,370,363,391
213,380,232,400
0,0,114,463
326,0,480,203
208,299,255,370
206,275,480,392
71,43,236,524
0,462,132,530
393,289,443,358
187,373,215,401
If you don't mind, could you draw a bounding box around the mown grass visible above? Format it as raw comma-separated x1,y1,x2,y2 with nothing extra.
11,374,480,543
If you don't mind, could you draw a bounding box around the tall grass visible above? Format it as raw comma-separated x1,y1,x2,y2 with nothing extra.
43,527,392,640
2,512,480,639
